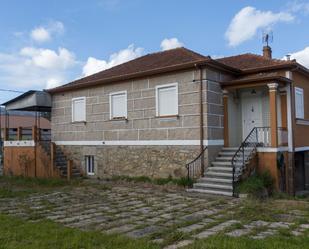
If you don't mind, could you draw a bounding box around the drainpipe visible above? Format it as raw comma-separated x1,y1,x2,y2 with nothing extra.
195,64,204,175
289,81,296,195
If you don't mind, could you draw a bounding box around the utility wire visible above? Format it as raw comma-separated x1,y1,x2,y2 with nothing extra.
0,89,25,93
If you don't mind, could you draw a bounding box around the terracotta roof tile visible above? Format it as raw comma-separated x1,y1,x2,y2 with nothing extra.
216,53,294,71
49,47,209,93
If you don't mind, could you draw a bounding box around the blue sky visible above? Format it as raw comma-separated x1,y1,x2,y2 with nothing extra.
0,0,309,103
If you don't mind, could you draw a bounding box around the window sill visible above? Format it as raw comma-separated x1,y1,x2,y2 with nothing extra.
71,121,86,124
155,115,179,119
296,119,309,125
110,117,128,121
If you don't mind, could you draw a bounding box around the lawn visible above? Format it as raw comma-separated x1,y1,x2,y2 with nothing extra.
0,176,308,249
0,214,159,249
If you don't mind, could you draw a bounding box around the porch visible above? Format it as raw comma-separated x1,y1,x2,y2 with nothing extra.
222,80,293,193
188,79,294,196
223,83,289,149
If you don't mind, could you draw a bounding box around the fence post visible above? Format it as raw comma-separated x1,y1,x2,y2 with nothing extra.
3,128,8,141
32,126,37,141
17,127,22,140
50,142,55,177
67,159,73,181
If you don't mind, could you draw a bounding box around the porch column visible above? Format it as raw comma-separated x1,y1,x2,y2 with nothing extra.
268,83,278,147
223,90,229,147
280,90,287,129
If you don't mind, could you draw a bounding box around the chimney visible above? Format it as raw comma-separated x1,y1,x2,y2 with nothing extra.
263,46,272,59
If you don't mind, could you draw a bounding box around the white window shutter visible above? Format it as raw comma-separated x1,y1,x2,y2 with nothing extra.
295,87,304,119
72,98,86,122
157,85,178,116
110,92,127,118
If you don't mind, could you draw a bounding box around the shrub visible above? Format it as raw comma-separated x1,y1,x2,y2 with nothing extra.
110,175,194,187
236,171,274,198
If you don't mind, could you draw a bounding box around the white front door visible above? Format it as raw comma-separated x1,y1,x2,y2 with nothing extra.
242,93,262,139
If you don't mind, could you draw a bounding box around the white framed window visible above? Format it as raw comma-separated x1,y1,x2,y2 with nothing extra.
295,87,304,119
85,155,94,175
72,97,86,122
156,83,178,117
109,91,127,119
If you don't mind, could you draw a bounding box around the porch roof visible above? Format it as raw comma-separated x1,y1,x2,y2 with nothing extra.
2,90,52,112
221,74,292,88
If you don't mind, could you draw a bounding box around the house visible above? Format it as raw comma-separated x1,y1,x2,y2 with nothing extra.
2,45,308,196
45,46,309,196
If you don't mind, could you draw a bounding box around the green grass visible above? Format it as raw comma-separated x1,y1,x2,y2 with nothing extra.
184,234,309,249
0,214,159,249
236,171,274,197
110,175,194,187
1,214,308,249
0,176,309,248
0,176,82,198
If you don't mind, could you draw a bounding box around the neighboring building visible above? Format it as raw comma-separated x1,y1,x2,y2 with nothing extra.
0,113,51,174
42,46,309,196
0,114,50,140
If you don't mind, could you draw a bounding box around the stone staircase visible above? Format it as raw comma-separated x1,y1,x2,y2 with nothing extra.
188,147,254,197
55,147,82,178
39,142,82,178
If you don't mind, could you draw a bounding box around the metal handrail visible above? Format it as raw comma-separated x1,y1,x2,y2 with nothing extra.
231,127,271,196
186,146,207,181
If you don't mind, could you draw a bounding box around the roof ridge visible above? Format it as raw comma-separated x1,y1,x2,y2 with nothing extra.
218,52,287,62
48,47,209,92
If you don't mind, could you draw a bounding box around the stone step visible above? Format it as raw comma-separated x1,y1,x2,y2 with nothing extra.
193,183,233,191
205,171,233,179
208,166,233,172
218,151,251,157
222,147,252,152
216,156,233,161
187,188,233,197
211,161,244,167
198,177,233,184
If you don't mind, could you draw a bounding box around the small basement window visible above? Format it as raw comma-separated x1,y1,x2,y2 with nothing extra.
72,97,86,122
85,155,94,175
156,83,178,117
295,87,304,119
110,91,127,119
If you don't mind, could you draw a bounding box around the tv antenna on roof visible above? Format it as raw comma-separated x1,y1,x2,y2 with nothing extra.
262,30,273,46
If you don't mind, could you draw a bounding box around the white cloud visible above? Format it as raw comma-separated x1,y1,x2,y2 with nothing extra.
31,27,50,43
225,6,294,47
20,47,76,70
30,21,65,43
82,44,144,76
160,38,184,51
0,47,77,89
287,0,309,14
46,78,63,89
98,0,120,10
289,46,309,68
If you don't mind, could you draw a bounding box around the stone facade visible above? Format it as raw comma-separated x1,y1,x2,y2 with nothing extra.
51,67,231,178
61,145,202,178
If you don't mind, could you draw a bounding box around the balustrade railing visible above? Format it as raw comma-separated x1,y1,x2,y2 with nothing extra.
4,127,51,141
186,147,207,180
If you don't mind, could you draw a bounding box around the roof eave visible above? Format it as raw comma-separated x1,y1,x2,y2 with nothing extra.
221,76,292,87
242,63,297,74
47,59,211,94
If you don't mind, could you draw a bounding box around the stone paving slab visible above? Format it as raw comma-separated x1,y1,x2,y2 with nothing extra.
0,183,308,248
194,220,239,239
163,240,193,249
125,225,161,238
